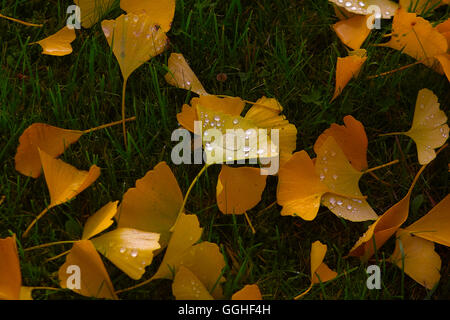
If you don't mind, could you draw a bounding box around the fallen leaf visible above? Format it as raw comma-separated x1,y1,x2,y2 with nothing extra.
75,0,115,28
0,236,21,300
172,266,214,300
35,26,76,56
164,53,208,95
399,0,449,14
82,201,119,240
329,0,398,19
120,0,176,32
232,284,263,300
333,15,371,50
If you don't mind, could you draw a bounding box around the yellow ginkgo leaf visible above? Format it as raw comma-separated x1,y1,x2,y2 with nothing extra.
216,165,267,215
35,26,76,56
295,241,337,299
14,123,83,178
314,115,368,171
116,162,183,249
277,151,330,220
120,0,176,32
232,284,263,300
406,195,450,247
172,266,214,300
91,228,160,280
389,229,441,290
58,240,118,300
329,0,398,19
379,8,448,72
153,213,226,299
164,53,208,95
333,15,371,50
101,13,168,81
348,164,428,261
331,49,367,101
0,236,21,300
75,0,116,28
39,149,101,209
82,201,119,240
403,89,449,165
315,136,378,221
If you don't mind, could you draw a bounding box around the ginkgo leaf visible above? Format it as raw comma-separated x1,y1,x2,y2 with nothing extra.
216,165,267,215
152,213,226,299
333,15,371,50
436,18,450,47
379,8,448,72
329,0,398,19
406,194,450,247
14,123,83,178
75,0,115,28
102,13,168,80
314,115,368,171
91,228,160,280
35,26,76,56
0,236,21,300
164,53,208,95
348,164,427,261
403,89,449,165
295,241,337,299
435,53,450,82
172,266,214,300
58,240,118,299
19,287,34,300
389,229,441,290
399,0,449,14
232,284,263,300
315,136,378,221
116,162,183,249
120,0,176,32
39,149,101,209
277,151,330,220
82,201,119,240
331,49,367,101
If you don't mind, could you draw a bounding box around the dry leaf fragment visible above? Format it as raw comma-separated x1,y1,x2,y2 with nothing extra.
164,53,208,95
14,123,83,178
232,284,263,300
333,15,371,50
120,0,176,32
216,165,267,215
389,229,441,290
75,0,116,28
58,240,118,299
116,162,183,249
331,49,367,101
35,26,76,56
406,194,450,247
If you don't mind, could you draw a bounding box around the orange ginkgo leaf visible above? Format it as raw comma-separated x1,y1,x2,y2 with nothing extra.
58,240,118,299
277,151,331,220
348,163,429,261
102,13,168,81
315,136,378,222
295,241,337,299
91,228,160,280
216,165,267,215
164,53,208,95
314,115,368,171
116,162,183,249
232,284,263,300
389,229,441,290
34,26,76,56
406,194,450,247
0,236,22,300
331,49,367,101
120,0,176,32
152,213,226,299
399,0,450,14
379,8,448,76
436,18,450,47
329,0,398,19
172,266,214,300
403,89,449,165
75,0,116,28
82,201,119,240
14,123,83,178
22,149,101,237
333,15,371,50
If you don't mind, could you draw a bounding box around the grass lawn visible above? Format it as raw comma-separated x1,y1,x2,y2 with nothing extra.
0,0,449,300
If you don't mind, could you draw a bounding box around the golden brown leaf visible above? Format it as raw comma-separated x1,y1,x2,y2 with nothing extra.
333,15,371,50
35,26,76,56
172,266,214,300
0,236,21,300
232,284,262,300
164,53,208,95
120,0,176,32
75,0,115,28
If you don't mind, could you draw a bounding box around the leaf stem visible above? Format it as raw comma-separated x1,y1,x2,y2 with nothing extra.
0,13,43,27
83,116,137,134
122,77,129,148
22,207,50,238
24,240,76,252
363,159,399,175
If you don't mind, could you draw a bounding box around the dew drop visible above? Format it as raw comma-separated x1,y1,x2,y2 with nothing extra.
131,249,138,258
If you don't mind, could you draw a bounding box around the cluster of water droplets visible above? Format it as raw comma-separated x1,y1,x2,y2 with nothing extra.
324,195,364,218
334,0,395,18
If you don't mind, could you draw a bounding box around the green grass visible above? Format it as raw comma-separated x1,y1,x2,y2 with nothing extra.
0,0,449,300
